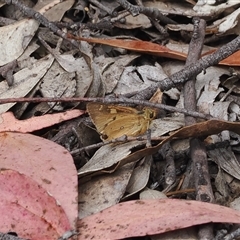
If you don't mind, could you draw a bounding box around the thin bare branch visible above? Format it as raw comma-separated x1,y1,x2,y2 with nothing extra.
0,97,212,120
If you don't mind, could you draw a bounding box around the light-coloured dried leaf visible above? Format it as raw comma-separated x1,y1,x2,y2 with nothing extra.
114,64,166,95
196,66,228,113
79,163,134,219
95,54,139,93
115,14,151,29
0,18,39,66
41,0,74,21
214,167,230,204
40,61,76,110
0,55,54,114
34,0,70,15
137,64,167,83
78,39,105,97
123,156,152,199
230,197,240,211
46,48,92,97
139,188,167,200
161,61,186,100
161,61,185,76
208,7,240,35
208,148,240,180
144,1,198,17
193,0,239,16
17,41,40,68
75,70,93,97
167,23,194,33
209,101,230,120
78,141,144,178
229,102,240,121
55,53,89,73
0,0,69,66
150,115,185,138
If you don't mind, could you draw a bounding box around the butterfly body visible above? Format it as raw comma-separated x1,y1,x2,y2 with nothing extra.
87,103,155,140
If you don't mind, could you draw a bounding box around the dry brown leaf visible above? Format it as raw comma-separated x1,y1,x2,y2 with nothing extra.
203,49,240,66
68,35,240,67
67,34,187,61
116,119,240,171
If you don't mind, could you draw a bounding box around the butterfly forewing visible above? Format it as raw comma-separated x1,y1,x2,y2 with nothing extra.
87,103,156,140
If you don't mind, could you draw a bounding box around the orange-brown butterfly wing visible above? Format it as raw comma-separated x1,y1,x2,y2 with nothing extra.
103,114,148,140
87,103,155,140
87,103,121,133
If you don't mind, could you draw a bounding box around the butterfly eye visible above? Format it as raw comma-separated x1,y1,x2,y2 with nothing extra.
101,134,108,140
148,110,156,119
150,112,154,118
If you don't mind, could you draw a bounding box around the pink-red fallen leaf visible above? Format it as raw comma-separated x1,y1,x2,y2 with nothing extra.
67,34,187,61
0,109,84,133
0,132,78,228
78,199,240,239
0,169,70,240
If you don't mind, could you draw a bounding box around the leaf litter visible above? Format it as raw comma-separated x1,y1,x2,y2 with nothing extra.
0,0,240,240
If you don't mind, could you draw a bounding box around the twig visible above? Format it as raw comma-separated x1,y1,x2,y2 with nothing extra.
0,97,212,120
218,92,240,106
184,17,204,126
132,34,240,100
110,10,130,23
214,230,228,240
0,16,16,26
222,228,240,240
150,19,168,38
134,0,168,38
0,60,17,86
4,0,80,48
0,233,27,240
71,135,166,155
219,85,236,102
116,0,176,24
88,0,114,16
166,188,195,197
161,142,176,186
184,18,214,240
